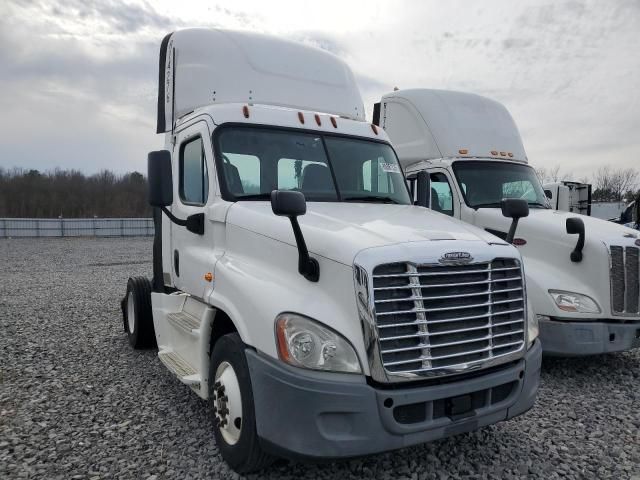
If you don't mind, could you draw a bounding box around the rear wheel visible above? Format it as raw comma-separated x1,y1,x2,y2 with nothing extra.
122,276,156,349
209,333,273,473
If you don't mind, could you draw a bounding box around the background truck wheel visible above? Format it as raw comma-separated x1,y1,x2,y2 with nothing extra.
122,276,156,349
209,333,274,473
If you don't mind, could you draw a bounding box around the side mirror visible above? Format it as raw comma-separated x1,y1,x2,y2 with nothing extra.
415,171,430,208
148,150,173,207
271,190,307,217
566,217,585,262
501,198,529,244
544,189,553,199
271,190,319,282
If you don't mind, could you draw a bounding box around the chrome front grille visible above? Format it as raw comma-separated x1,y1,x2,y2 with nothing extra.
372,259,526,375
610,246,640,315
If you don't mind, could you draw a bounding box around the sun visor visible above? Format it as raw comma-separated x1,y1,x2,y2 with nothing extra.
157,29,365,133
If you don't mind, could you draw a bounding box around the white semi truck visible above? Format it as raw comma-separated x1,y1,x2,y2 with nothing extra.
122,30,541,473
374,89,640,357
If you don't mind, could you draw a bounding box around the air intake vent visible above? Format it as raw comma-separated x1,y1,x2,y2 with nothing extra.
610,246,640,315
372,259,526,375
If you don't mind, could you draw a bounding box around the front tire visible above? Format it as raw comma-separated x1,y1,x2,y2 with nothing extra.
209,333,273,473
122,276,156,349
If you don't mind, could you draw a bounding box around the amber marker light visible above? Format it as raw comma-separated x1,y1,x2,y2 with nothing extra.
275,317,292,362
491,150,498,156
508,152,514,157
242,105,249,118
513,238,527,246
330,116,337,128
204,272,213,282
298,112,305,124
315,114,321,126
459,149,468,155
371,124,379,135
500,152,507,156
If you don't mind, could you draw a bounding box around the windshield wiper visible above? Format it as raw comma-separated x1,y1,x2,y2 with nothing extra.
472,202,502,209
342,195,402,204
235,193,272,200
527,202,550,209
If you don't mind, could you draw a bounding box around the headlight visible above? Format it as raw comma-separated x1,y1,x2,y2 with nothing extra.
275,313,362,374
549,290,601,314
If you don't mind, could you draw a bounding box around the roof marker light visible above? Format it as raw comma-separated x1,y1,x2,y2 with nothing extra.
508,152,514,158
242,105,250,118
298,112,305,124
500,152,507,156
315,114,321,126
459,149,468,155
491,150,498,155
330,117,337,128
513,238,527,246
371,124,378,135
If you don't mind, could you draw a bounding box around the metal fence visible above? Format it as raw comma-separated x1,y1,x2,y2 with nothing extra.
0,218,154,238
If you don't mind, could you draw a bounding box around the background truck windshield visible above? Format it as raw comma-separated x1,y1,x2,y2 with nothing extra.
453,161,549,209
216,127,411,204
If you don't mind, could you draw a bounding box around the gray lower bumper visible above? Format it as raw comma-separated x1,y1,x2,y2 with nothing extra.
539,318,640,356
246,340,541,460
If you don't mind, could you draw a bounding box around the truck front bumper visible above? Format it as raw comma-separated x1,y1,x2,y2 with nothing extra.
539,318,640,356
246,340,541,460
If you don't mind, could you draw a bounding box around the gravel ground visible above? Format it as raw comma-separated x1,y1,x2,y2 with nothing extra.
1,237,639,480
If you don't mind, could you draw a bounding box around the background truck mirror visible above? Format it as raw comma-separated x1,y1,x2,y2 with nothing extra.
566,217,585,262
544,189,553,199
416,171,430,208
500,198,529,244
148,150,173,207
271,190,319,282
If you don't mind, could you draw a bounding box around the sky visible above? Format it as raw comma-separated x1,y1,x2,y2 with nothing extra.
1,0,639,179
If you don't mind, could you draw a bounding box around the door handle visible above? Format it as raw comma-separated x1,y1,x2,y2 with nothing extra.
174,249,180,277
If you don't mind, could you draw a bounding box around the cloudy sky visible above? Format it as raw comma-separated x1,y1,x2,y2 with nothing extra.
1,0,638,178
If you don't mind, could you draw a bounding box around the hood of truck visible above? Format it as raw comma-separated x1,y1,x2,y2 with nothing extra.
473,208,639,246
226,202,507,266
472,207,640,318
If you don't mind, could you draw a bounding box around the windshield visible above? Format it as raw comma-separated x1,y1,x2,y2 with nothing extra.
452,161,550,209
215,126,411,204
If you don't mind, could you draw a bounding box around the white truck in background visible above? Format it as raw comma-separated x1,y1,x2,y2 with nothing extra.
374,89,640,357
543,181,591,216
121,30,541,473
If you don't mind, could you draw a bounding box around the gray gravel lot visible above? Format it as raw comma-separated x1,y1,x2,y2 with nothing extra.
1,237,639,479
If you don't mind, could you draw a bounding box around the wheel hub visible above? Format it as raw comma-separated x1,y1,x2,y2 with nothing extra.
213,361,242,445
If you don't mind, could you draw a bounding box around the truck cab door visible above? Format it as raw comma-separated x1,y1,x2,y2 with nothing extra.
170,121,216,299
407,168,460,219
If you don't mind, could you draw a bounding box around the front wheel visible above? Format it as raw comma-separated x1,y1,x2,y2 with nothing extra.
121,276,156,349
209,333,274,473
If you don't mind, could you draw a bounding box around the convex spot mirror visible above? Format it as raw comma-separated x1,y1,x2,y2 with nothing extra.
148,150,173,207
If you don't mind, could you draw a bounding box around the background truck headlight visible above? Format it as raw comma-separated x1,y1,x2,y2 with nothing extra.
275,313,362,374
549,290,601,314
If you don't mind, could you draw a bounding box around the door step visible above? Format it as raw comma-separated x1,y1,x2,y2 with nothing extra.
158,349,201,391
167,311,201,336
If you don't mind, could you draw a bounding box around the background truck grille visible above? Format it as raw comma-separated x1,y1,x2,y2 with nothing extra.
610,246,640,315
372,259,525,375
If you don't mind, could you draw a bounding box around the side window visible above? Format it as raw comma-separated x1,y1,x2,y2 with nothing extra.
362,158,397,194
429,172,454,216
278,158,327,190
225,154,260,194
179,136,208,205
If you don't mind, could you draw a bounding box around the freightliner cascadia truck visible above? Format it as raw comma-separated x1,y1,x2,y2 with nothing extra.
122,31,541,473
374,89,640,357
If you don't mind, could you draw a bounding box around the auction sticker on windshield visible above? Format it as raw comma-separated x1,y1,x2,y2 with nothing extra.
380,163,400,173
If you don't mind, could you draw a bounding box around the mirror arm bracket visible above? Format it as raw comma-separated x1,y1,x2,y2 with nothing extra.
289,216,319,282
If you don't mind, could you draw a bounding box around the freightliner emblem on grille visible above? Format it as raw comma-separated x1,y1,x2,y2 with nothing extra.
439,251,473,263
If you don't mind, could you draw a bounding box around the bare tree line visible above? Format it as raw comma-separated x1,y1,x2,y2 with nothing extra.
534,165,639,203
0,164,637,218
0,168,150,218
